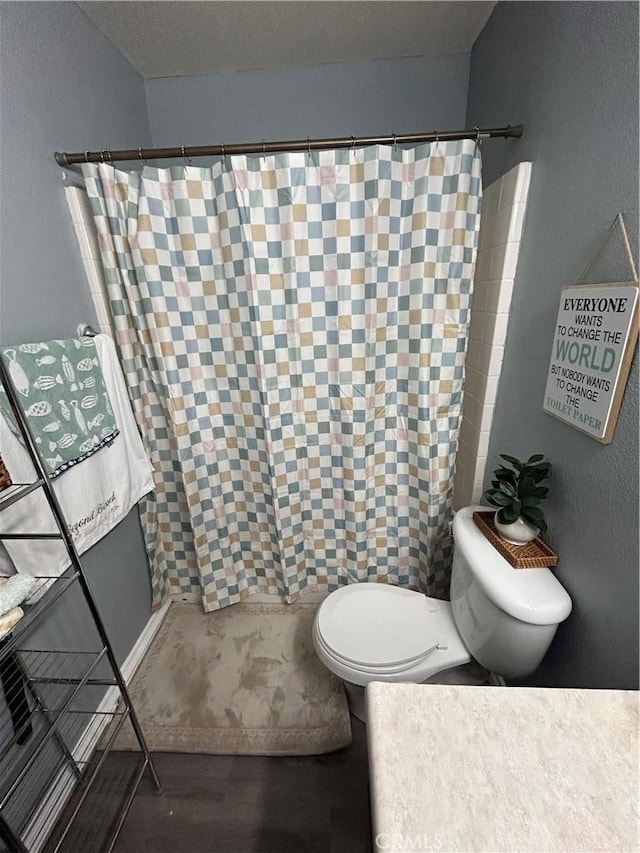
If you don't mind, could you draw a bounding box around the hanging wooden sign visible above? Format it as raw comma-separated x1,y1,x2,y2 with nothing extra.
543,281,639,443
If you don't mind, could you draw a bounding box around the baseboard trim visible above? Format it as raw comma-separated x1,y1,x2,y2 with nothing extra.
23,600,171,852
120,600,171,683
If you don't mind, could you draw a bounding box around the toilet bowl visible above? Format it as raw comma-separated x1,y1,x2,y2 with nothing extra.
313,505,573,722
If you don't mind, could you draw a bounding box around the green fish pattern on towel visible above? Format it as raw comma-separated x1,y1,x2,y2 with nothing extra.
0,337,119,478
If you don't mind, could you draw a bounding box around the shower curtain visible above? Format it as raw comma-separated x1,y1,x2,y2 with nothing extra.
82,140,481,612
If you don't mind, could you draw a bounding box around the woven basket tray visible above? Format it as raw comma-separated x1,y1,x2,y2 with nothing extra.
473,511,558,569
0,455,11,493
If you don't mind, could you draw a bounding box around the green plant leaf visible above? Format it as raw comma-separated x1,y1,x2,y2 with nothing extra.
532,466,551,483
518,477,537,497
522,509,547,533
495,467,517,481
484,489,500,507
495,467,512,476
523,506,545,525
485,489,511,507
527,454,545,464
533,486,549,498
520,462,546,479
500,505,520,524
521,495,541,508
499,480,517,497
499,454,522,471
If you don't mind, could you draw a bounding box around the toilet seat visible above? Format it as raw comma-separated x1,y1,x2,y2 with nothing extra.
313,583,474,687
313,623,433,676
317,583,439,669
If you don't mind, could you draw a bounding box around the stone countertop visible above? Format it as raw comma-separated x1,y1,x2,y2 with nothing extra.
366,682,638,852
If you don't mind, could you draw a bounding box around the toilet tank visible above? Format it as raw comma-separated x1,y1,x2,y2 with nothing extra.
450,507,572,679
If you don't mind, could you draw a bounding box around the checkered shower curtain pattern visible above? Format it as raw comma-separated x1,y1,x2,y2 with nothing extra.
82,141,481,611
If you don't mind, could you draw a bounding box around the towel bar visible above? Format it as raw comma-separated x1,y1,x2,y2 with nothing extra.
76,323,98,337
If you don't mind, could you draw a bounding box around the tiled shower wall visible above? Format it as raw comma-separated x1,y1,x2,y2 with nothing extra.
453,162,532,509
65,187,114,337
66,167,532,514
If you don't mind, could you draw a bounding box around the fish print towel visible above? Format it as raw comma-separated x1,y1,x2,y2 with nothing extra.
0,334,154,587
0,338,119,478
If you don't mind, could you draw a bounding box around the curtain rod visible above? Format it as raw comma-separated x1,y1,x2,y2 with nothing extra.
54,124,523,167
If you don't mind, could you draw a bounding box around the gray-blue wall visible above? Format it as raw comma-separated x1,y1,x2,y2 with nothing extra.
145,54,470,146
467,2,639,689
0,1,154,664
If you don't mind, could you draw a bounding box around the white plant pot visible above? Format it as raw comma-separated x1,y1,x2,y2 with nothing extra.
494,511,539,546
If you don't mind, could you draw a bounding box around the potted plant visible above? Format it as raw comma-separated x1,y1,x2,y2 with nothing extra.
484,454,551,545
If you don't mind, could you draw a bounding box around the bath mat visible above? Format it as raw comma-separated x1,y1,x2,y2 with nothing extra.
109,601,351,756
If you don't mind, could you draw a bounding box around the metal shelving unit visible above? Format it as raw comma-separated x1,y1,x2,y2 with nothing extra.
0,354,162,853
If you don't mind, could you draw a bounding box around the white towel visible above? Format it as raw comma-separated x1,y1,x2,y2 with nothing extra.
0,334,154,579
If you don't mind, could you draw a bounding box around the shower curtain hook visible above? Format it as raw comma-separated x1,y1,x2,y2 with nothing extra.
392,132,397,152
262,139,266,161
181,145,192,166
99,149,106,163
221,142,225,159
138,147,146,166
307,137,312,161
474,126,483,147
84,150,90,163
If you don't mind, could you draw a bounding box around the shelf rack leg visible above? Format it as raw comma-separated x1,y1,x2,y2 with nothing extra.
0,813,28,853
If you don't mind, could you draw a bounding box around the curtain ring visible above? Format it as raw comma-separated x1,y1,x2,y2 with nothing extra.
392,133,397,151
221,142,225,158
434,129,439,143
262,139,266,160
84,150,90,163
138,146,146,165
99,148,106,163
474,126,481,143
182,144,192,166
307,137,312,158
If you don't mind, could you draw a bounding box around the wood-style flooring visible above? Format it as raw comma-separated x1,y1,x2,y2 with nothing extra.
110,717,371,853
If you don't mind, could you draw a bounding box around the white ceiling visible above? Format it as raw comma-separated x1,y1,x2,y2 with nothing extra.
78,1,496,79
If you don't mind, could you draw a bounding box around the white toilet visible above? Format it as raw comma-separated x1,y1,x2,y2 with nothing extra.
313,505,572,721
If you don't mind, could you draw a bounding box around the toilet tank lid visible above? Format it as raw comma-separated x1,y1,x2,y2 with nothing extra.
453,507,572,626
